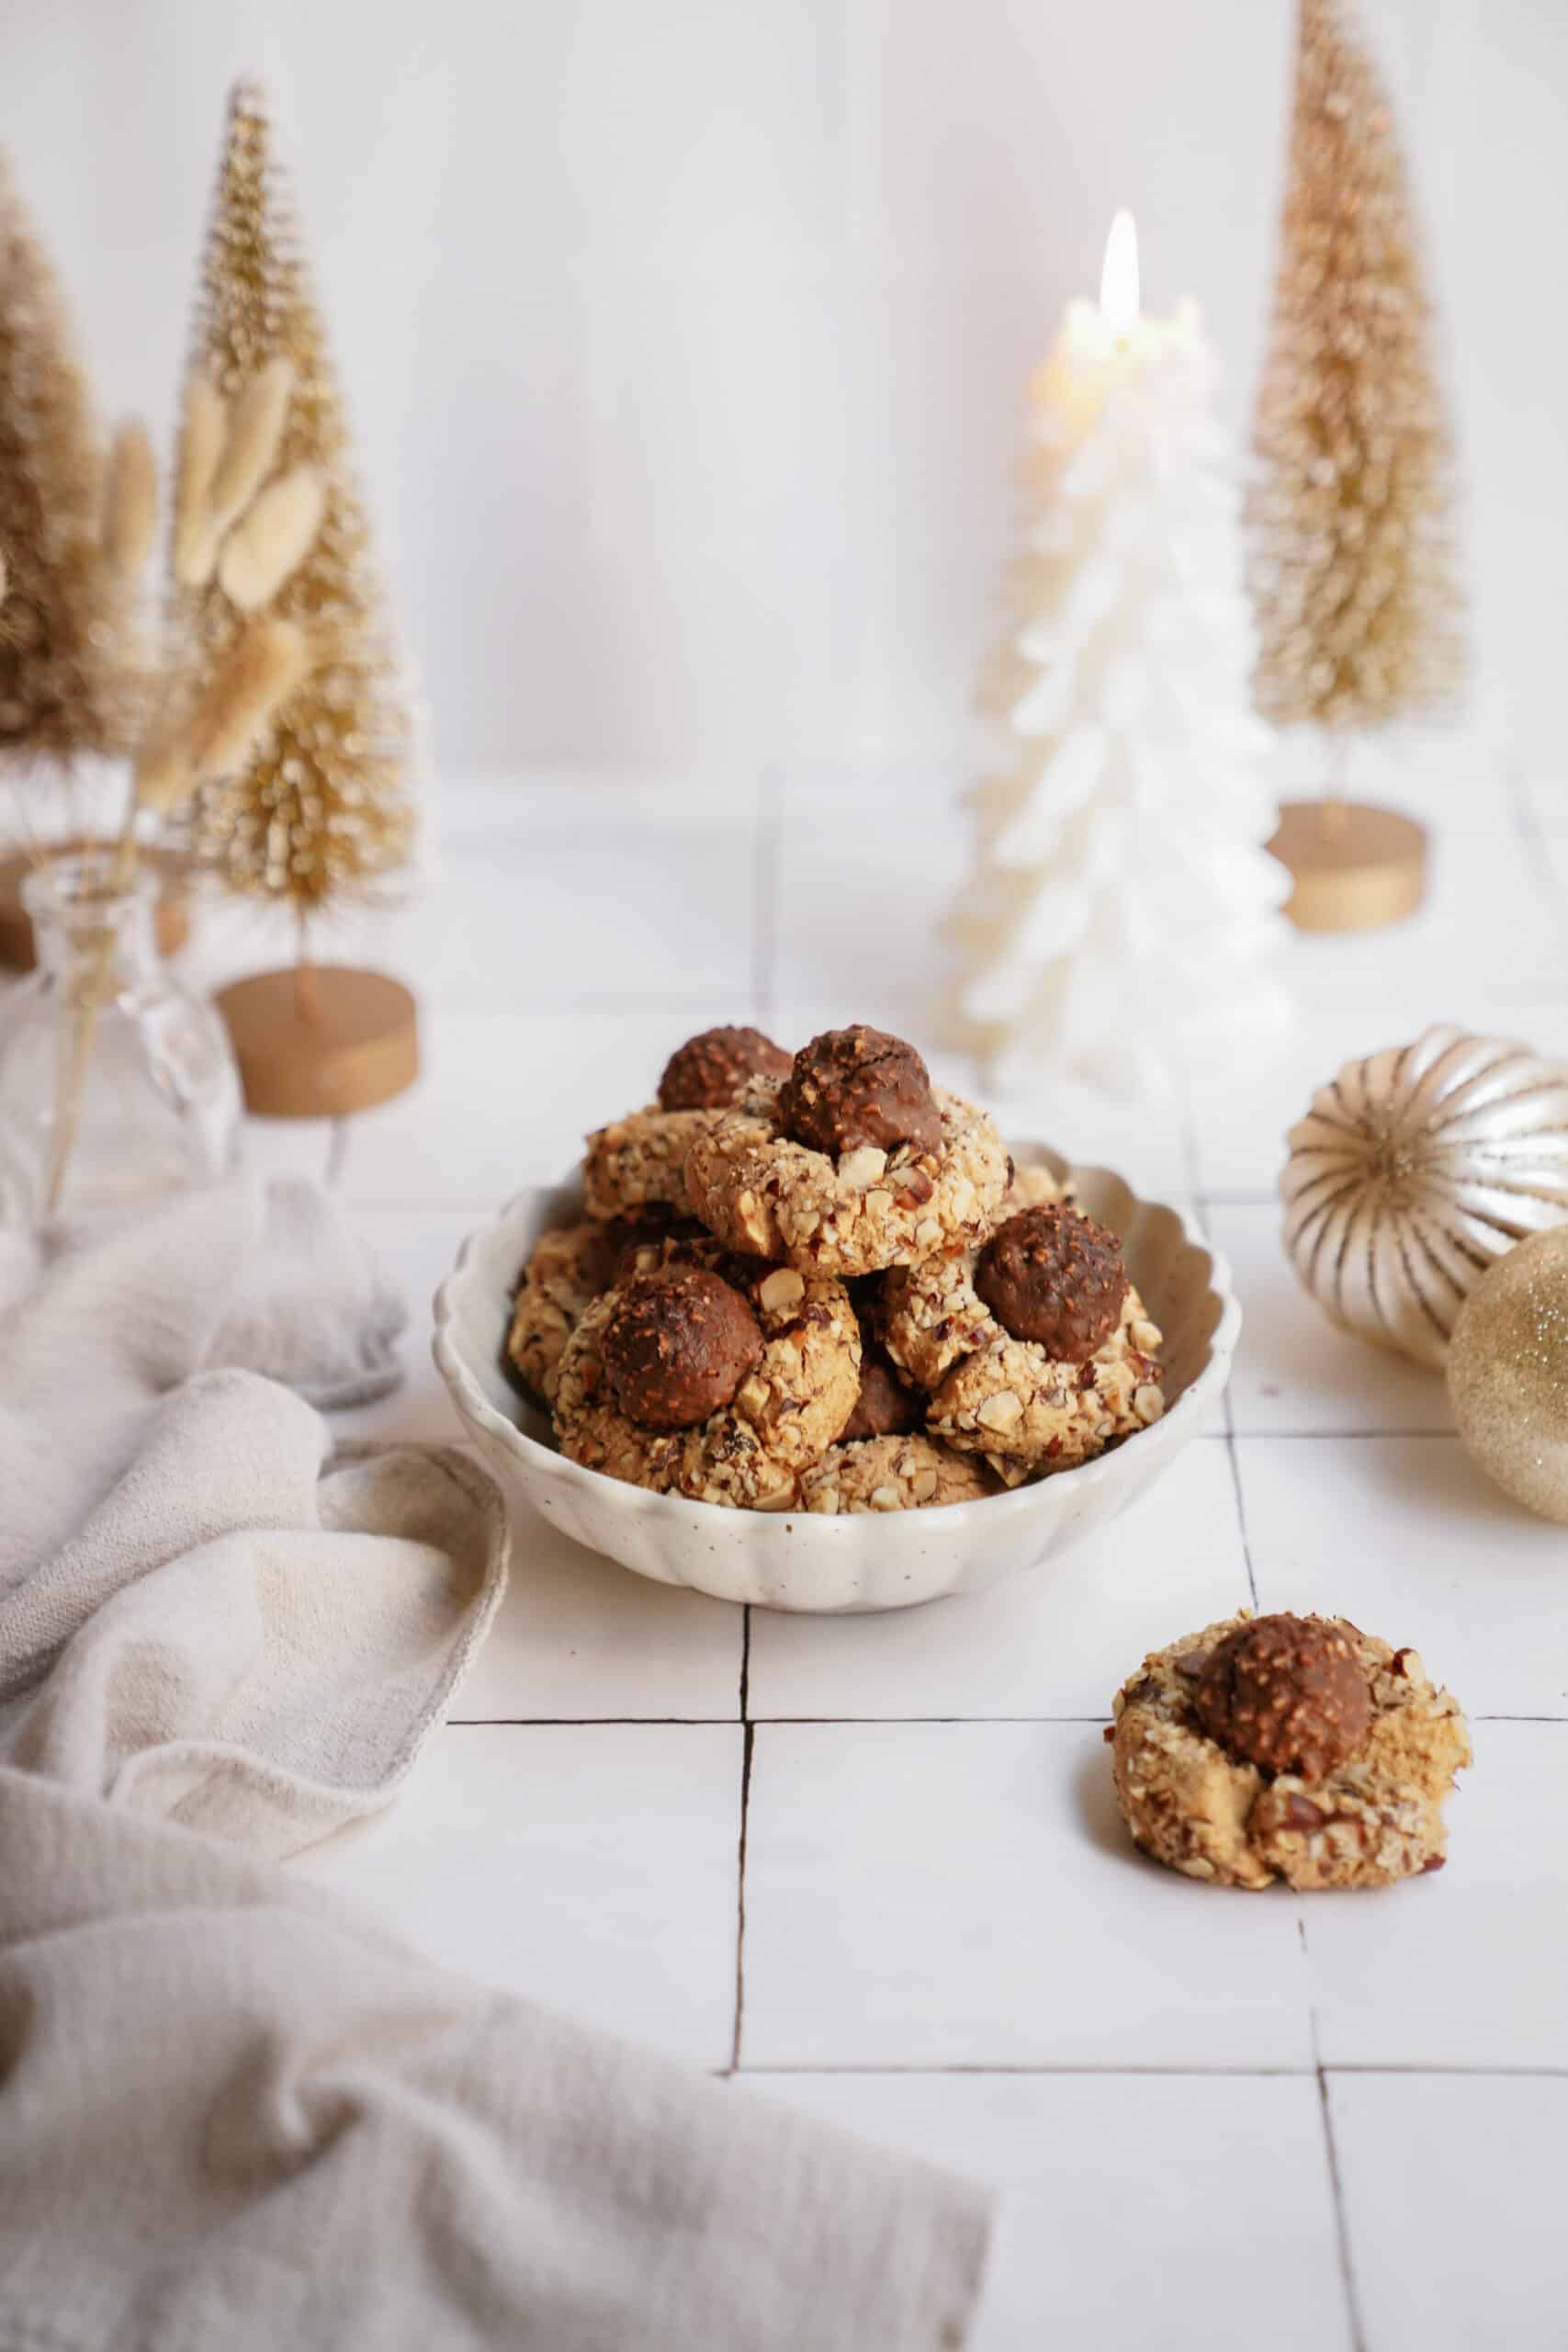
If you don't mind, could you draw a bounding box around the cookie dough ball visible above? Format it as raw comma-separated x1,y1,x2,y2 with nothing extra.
976,1204,1126,1362
599,1265,765,1430
685,1047,1007,1281
1110,1613,1472,1891
780,1026,943,1159
659,1025,791,1111
556,1261,861,1510
801,1433,994,1515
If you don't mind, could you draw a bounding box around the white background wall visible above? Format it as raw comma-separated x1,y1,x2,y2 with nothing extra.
6,0,1563,784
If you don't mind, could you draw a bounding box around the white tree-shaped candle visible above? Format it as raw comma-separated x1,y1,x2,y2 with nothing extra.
949,214,1288,1095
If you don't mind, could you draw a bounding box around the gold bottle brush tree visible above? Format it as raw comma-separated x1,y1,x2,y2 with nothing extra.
169,77,420,1116
0,149,188,967
1247,0,1464,932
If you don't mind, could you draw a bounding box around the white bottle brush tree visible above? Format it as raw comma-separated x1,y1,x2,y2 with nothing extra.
949,221,1287,1096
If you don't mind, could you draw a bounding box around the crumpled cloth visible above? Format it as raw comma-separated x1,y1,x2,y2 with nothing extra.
0,1175,499,1848
0,1178,990,2350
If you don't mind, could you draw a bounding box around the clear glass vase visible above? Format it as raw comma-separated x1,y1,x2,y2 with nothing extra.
0,850,243,1227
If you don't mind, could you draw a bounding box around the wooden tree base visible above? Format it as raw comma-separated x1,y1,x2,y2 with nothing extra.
218,966,420,1119
0,843,192,971
1267,801,1428,933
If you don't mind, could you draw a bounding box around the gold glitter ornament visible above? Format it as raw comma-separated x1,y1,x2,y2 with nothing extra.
171,80,414,913
1447,1230,1568,1525
1281,1025,1568,1369
1247,0,1463,732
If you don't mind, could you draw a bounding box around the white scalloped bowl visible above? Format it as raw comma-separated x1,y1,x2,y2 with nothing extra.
433,1147,1239,1613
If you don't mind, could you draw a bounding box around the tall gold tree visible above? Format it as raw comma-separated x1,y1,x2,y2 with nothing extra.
1247,0,1463,737
174,78,414,928
0,152,131,767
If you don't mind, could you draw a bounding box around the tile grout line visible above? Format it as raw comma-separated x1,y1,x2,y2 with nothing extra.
732,2058,1568,2081
1301,1911,1369,2352
739,2061,1318,2079
1502,758,1561,918
728,1610,754,2071
1194,1191,1237,1445
730,1720,756,2072
441,1712,1568,1728
1220,1424,1260,1612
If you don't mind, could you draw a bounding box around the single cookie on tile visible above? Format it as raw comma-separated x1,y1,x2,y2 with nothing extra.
1109,1612,1472,1891
581,1026,793,1218
800,1432,994,1515
891,1203,1163,1481
554,1260,861,1510
685,1025,1008,1279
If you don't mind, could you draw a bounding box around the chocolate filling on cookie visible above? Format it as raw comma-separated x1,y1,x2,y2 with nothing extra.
658,1024,793,1112
1193,1613,1373,1781
599,1265,764,1430
840,1341,921,1443
780,1025,944,1159
975,1202,1128,1362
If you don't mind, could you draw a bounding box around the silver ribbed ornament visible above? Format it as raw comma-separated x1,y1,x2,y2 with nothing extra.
1280,1024,1568,1369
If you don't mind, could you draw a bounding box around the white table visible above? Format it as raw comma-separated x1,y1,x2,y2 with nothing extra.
227,763,1568,2350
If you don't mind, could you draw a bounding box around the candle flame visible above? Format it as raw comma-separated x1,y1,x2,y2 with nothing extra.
1100,209,1140,334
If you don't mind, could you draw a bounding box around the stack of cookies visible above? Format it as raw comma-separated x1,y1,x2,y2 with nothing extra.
506,1023,1165,1514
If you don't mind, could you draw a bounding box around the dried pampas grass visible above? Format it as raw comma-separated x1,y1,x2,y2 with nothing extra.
217,463,324,611
173,370,228,586
102,418,158,578
135,618,311,811
207,356,295,534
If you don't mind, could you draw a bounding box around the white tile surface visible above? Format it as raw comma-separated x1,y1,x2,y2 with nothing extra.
746,1438,1251,1721
181,777,1568,2335
764,2071,1352,2352
407,825,758,1012
336,1007,750,1206
1305,1721,1568,2071
1235,1437,1568,1718
740,1721,1314,2069
773,771,971,1009
1272,817,1568,999
1211,1204,1453,1436
1330,2073,1568,2352
297,1723,741,2069
452,1501,743,1724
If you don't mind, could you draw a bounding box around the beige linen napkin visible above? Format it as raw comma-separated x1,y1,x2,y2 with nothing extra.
0,1179,991,2349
